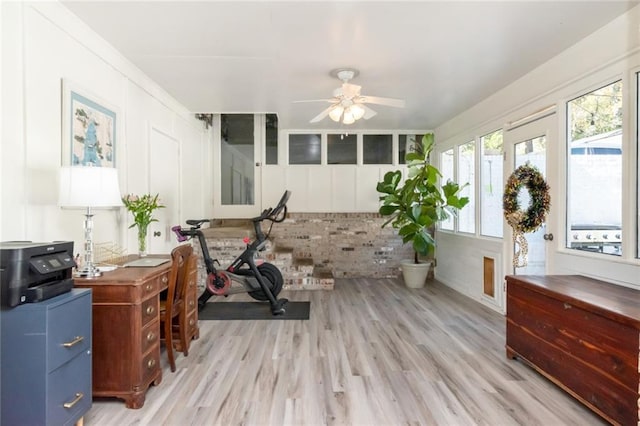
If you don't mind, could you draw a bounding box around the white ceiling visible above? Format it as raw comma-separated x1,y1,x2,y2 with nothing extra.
61,1,638,131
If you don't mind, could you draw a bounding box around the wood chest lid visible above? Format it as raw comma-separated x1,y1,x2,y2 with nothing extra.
506,274,640,329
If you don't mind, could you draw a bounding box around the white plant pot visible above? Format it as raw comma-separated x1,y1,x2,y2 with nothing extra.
400,260,432,289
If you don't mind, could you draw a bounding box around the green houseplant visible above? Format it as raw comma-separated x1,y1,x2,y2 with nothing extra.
122,193,165,257
376,133,469,287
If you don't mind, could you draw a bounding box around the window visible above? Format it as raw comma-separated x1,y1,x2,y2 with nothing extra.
363,134,392,164
440,148,455,230
480,130,504,237
458,141,475,233
265,114,278,165
289,134,321,164
220,114,254,205
399,134,423,164
567,80,622,256
328,134,356,164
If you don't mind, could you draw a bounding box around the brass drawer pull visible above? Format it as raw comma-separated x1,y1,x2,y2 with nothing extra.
189,300,195,307
146,305,155,315
147,331,156,342
62,336,84,348
145,283,153,292
162,276,168,284
63,392,84,409
147,358,156,369
189,319,195,326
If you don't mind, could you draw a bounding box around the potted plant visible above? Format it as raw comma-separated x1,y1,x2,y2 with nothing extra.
122,193,165,257
376,133,469,288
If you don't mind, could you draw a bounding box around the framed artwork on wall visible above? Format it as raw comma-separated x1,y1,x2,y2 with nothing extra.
62,79,117,167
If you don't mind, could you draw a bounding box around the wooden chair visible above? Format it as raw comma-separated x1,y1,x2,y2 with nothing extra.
171,252,198,356
159,244,193,372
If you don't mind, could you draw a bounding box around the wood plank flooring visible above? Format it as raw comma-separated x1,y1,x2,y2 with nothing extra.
85,278,605,425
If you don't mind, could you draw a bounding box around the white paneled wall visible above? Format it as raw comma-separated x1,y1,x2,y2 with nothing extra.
263,165,398,212
1,2,207,257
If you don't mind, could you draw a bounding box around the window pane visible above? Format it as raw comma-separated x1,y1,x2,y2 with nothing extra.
567,81,622,256
458,141,475,233
221,114,254,205
265,114,278,165
363,134,392,164
328,134,356,164
440,148,455,230
289,134,321,165
480,130,504,237
399,134,423,164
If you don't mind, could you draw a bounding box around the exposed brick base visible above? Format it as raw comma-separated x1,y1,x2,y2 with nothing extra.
270,213,415,279
190,213,419,292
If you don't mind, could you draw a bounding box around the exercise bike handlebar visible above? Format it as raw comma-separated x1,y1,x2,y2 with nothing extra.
172,191,291,242
254,190,291,223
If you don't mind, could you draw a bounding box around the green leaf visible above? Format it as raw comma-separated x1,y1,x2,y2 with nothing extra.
379,205,398,216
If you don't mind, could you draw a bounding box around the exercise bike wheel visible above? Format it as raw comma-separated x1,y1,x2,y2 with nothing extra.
249,262,284,301
207,271,231,295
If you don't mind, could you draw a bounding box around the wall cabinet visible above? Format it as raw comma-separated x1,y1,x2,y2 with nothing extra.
506,275,640,425
1,289,92,425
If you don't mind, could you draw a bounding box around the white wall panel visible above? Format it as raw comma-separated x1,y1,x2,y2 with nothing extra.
1,2,204,258
261,166,287,208
331,168,357,211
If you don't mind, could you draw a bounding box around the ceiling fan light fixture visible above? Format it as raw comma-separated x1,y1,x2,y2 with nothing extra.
329,105,343,122
350,104,365,120
342,109,356,124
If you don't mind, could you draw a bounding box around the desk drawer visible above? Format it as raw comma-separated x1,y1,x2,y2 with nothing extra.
141,297,159,328
140,349,161,386
141,273,169,298
140,319,160,355
47,292,92,372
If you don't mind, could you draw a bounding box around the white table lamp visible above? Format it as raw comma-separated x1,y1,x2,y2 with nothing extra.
58,166,123,278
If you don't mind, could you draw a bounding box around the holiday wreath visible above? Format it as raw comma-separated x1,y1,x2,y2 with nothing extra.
503,163,550,267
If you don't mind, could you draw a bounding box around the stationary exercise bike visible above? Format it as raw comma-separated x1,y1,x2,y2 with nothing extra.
171,191,291,315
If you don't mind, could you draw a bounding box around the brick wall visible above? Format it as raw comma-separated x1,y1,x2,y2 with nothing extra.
269,212,415,278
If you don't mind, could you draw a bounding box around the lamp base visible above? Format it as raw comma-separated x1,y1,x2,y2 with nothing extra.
74,267,102,278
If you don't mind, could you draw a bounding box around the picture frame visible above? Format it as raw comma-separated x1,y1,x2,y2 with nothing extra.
62,79,117,167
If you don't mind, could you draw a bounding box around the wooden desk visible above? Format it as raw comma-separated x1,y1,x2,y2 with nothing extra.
74,256,171,409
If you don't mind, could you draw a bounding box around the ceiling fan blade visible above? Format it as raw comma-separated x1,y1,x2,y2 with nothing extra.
361,104,377,120
359,96,405,108
293,98,335,103
309,105,335,123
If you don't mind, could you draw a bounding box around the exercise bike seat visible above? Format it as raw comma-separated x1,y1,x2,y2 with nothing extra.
186,219,210,227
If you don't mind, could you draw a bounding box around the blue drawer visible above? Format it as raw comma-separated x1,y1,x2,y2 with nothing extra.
47,350,92,426
47,291,92,372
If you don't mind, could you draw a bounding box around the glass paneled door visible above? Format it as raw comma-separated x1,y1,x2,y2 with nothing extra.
214,114,264,218
503,113,556,275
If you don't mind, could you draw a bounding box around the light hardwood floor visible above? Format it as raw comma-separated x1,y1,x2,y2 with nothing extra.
85,278,605,425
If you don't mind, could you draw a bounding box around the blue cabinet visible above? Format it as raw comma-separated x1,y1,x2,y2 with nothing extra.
1,289,92,425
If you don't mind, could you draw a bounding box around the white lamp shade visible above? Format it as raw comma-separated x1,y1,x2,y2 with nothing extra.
350,104,366,120
342,109,355,124
329,105,344,122
58,166,123,208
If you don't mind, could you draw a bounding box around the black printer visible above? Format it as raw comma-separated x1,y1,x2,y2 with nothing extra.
0,241,76,308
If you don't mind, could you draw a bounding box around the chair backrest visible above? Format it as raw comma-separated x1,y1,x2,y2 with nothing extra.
170,244,194,311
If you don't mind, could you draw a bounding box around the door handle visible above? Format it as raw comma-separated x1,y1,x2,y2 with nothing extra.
153,231,161,237
255,162,261,167
543,233,553,241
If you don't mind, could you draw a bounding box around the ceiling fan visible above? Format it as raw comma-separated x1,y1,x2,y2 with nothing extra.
294,68,405,124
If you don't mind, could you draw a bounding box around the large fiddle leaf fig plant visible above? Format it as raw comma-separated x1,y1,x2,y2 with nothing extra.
376,133,469,264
